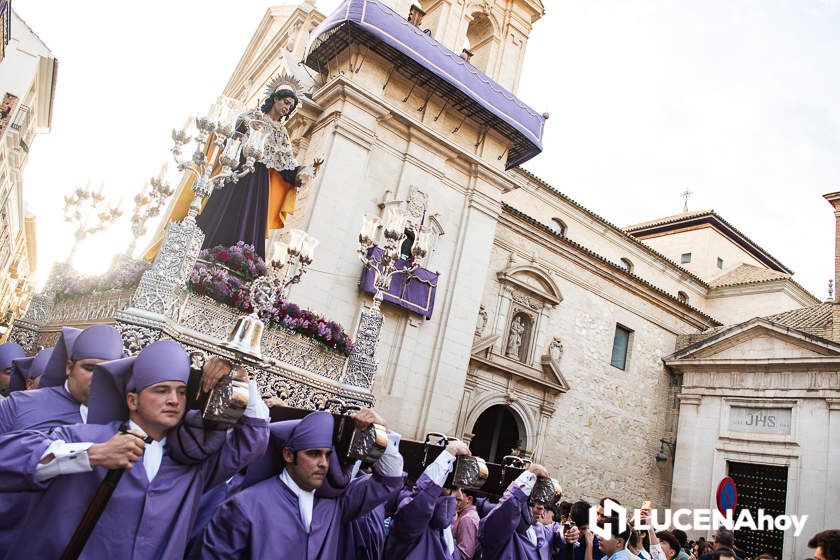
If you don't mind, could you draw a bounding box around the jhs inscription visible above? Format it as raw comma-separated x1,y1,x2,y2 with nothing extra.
729,407,792,435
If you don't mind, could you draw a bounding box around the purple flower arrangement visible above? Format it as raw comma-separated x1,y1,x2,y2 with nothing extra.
54,258,151,301
187,243,354,357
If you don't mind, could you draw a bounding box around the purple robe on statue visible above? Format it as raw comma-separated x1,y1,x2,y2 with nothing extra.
195,470,403,559
478,485,565,560
0,412,267,560
384,473,457,560
197,163,270,258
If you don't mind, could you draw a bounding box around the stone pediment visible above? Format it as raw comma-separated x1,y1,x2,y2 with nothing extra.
665,318,840,364
471,336,569,393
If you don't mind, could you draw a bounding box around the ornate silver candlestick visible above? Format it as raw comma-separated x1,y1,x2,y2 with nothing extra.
125,167,174,258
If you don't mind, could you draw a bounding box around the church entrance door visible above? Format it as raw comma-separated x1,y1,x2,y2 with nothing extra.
727,461,788,559
469,405,520,464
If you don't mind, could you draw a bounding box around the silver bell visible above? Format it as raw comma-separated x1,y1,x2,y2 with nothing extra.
222,313,264,360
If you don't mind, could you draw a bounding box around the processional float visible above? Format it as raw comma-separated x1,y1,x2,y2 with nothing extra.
7,97,561,502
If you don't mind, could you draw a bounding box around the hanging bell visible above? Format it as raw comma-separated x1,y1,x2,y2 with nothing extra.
222,313,264,360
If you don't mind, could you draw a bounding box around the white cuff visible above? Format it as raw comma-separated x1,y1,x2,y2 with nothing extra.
373,431,404,477
244,380,269,420
511,470,537,496
423,450,456,487
35,440,93,482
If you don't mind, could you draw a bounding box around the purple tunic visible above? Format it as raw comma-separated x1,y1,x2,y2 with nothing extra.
0,384,84,556
194,470,403,559
342,501,386,560
0,412,267,560
384,473,457,560
478,485,563,560
0,384,82,433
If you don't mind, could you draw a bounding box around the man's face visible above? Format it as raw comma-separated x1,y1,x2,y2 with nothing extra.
0,368,10,393
454,489,473,512
531,502,546,521
597,504,605,524
284,447,330,492
814,546,827,560
128,381,186,434
660,541,676,560
599,536,616,555
65,358,106,405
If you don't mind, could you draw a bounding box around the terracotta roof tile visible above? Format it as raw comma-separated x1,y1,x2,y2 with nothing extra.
710,264,790,288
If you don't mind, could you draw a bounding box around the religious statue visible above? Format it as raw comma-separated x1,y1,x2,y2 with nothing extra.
196,73,322,258
506,315,525,359
548,337,564,362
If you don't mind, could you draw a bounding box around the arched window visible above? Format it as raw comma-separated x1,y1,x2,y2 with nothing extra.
548,218,566,237
677,291,689,304
618,258,633,273
465,12,495,72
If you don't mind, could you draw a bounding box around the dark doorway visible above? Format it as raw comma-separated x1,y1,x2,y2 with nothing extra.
469,405,521,463
727,461,788,559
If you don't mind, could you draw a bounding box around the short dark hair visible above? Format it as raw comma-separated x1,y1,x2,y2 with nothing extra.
809,530,840,560
571,500,591,526
713,548,736,560
558,500,572,518
600,496,621,507
715,528,735,547
657,531,681,552
671,528,688,549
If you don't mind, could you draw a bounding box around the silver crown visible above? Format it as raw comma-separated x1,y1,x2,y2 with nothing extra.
264,72,303,99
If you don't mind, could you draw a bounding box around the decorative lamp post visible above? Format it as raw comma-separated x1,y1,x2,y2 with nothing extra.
62,184,123,264
125,166,174,258
345,208,430,387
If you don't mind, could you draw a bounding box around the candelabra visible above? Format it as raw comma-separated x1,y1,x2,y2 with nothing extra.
62,184,123,263
132,97,268,317
344,207,431,388
271,229,319,300
171,100,267,222
125,166,175,257
357,207,431,310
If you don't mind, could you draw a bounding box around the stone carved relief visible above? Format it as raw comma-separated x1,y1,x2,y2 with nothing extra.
512,292,541,311
406,186,429,226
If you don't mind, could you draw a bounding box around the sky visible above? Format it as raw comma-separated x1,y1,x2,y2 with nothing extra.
13,0,840,298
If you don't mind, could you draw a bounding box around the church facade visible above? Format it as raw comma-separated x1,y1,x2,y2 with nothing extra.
158,1,836,556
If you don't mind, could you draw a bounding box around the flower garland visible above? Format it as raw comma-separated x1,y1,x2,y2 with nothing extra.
187,243,354,356
54,258,151,301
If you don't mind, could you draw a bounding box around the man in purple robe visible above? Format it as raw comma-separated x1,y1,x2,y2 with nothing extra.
0,339,269,559
339,463,393,560
0,325,123,433
384,439,474,560
0,342,26,398
193,408,405,559
9,347,54,393
478,464,579,560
